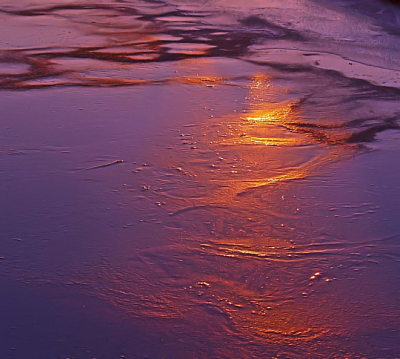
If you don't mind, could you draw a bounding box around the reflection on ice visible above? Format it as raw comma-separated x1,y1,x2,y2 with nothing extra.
77,72,398,357
1,0,400,357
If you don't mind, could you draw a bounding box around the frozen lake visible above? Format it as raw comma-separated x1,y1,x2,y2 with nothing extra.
1,0,400,357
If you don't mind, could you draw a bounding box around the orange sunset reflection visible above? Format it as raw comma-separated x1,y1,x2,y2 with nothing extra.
3,0,399,356
85,71,359,357
161,73,343,203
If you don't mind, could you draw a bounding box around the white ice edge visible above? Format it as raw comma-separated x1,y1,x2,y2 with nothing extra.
245,47,400,89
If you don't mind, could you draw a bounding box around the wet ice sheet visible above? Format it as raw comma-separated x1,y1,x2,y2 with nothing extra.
1,0,400,358
1,0,400,89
